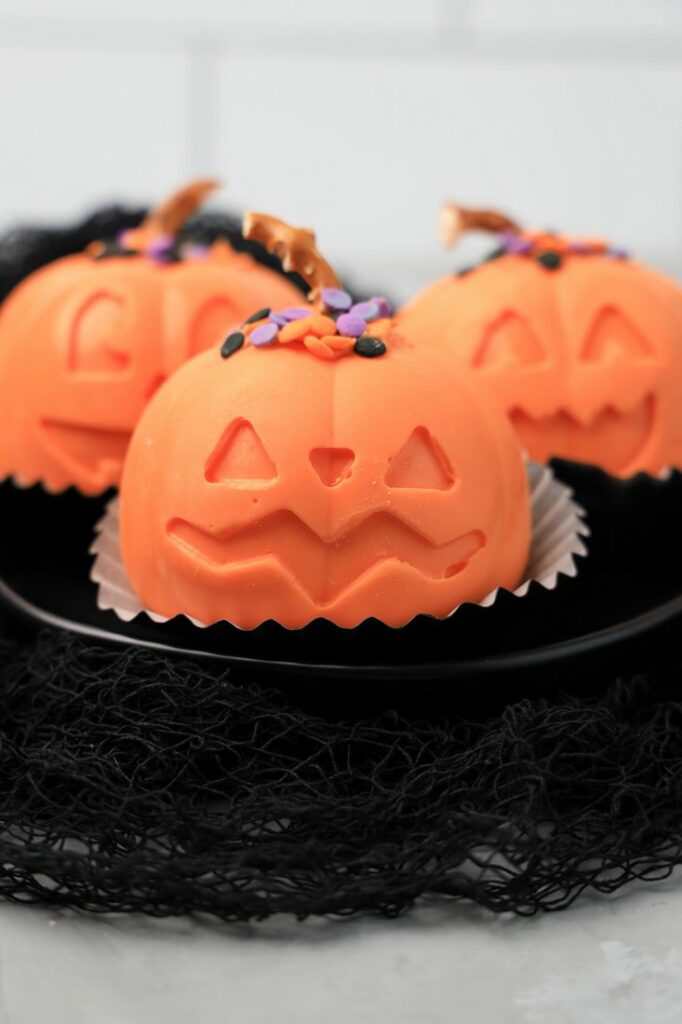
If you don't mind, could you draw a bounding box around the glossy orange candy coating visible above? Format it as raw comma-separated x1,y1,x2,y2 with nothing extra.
119,337,530,629
398,253,682,477
0,247,301,494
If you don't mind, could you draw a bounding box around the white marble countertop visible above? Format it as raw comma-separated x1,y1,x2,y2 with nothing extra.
2,879,681,1022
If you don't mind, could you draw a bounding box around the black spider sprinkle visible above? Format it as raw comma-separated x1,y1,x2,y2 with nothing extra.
93,239,138,260
537,250,562,271
221,332,245,358
244,307,270,325
354,336,386,358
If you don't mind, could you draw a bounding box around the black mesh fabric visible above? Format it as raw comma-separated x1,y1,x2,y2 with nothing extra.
0,204,308,303
1,210,682,922
0,202,388,305
0,617,681,920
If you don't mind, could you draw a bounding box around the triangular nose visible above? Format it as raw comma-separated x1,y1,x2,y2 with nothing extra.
309,447,355,487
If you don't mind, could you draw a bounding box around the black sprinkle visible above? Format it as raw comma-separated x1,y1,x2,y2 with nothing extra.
484,246,506,262
244,307,271,325
456,266,474,278
537,250,562,271
354,336,386,358
93,239,138,260
221,332,245,359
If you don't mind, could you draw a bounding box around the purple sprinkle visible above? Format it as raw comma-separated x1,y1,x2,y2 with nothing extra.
281,307,312,321
147,236,174,262
269,311,288,327
609,247,629,260
503,233,533,255
336,313,367,337
369,296,392,318
569,240,590,254
182,243,210,261
350,301,380,322
321,287,352,312
250,322,279,347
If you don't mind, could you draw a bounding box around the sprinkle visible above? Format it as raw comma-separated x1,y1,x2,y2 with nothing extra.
321,287,352,312
304,336,338,360
609,247,629,259
157,243,183,264
183,243,210,261
147,236,174,263
148,234,173,252
93,239,138,260
370,296,393,318
580,236,607,253
280,306,313,321
279,314,335,343
250,322,279,347
503,233,533,255
350,301,380,322
244,307,271,325
354,336,386,358
321,334,355,353
221,332,245,358
336,313,367,337
536,251,562,271
269,312,288,327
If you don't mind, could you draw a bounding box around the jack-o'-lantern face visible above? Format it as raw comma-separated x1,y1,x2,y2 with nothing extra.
120,340,529,629
120,211,530,629
398,214,682,477
0,181,302,495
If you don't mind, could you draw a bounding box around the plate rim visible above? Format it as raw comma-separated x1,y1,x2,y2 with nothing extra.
2,576,681,683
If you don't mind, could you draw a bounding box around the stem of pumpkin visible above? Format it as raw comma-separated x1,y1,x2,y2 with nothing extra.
132,179,221,248
242,212,340,307
439,202,521,249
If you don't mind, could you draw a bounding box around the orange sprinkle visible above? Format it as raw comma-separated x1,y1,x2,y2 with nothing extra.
279,314,335,343
530,232,569,253
303,335,341,360
366,318,392,342
322,334,355,353
580,236,608,253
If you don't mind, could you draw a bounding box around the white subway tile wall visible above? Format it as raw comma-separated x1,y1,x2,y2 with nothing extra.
0,0,680,300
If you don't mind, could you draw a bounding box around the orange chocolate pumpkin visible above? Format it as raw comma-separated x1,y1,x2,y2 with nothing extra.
398,204,682,477
0,181,302,495
119,215,530,629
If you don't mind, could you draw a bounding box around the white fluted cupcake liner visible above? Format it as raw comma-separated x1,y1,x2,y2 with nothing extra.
89,462,589,630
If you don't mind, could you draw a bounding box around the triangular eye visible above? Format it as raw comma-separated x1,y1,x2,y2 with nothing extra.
385,428,454,490
70,292,128,372
190,297,239,357
205,419,277,483
309,448,355,487
581,307,652,361
473,312,545,369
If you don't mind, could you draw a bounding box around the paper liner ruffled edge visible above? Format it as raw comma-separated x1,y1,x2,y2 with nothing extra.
89,462,590,630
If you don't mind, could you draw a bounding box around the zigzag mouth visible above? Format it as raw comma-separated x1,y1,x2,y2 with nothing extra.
167,510,486,605
40,419,131,486
510,394,654,475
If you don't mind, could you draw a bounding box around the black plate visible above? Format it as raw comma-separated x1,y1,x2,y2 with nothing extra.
1,460,682,692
